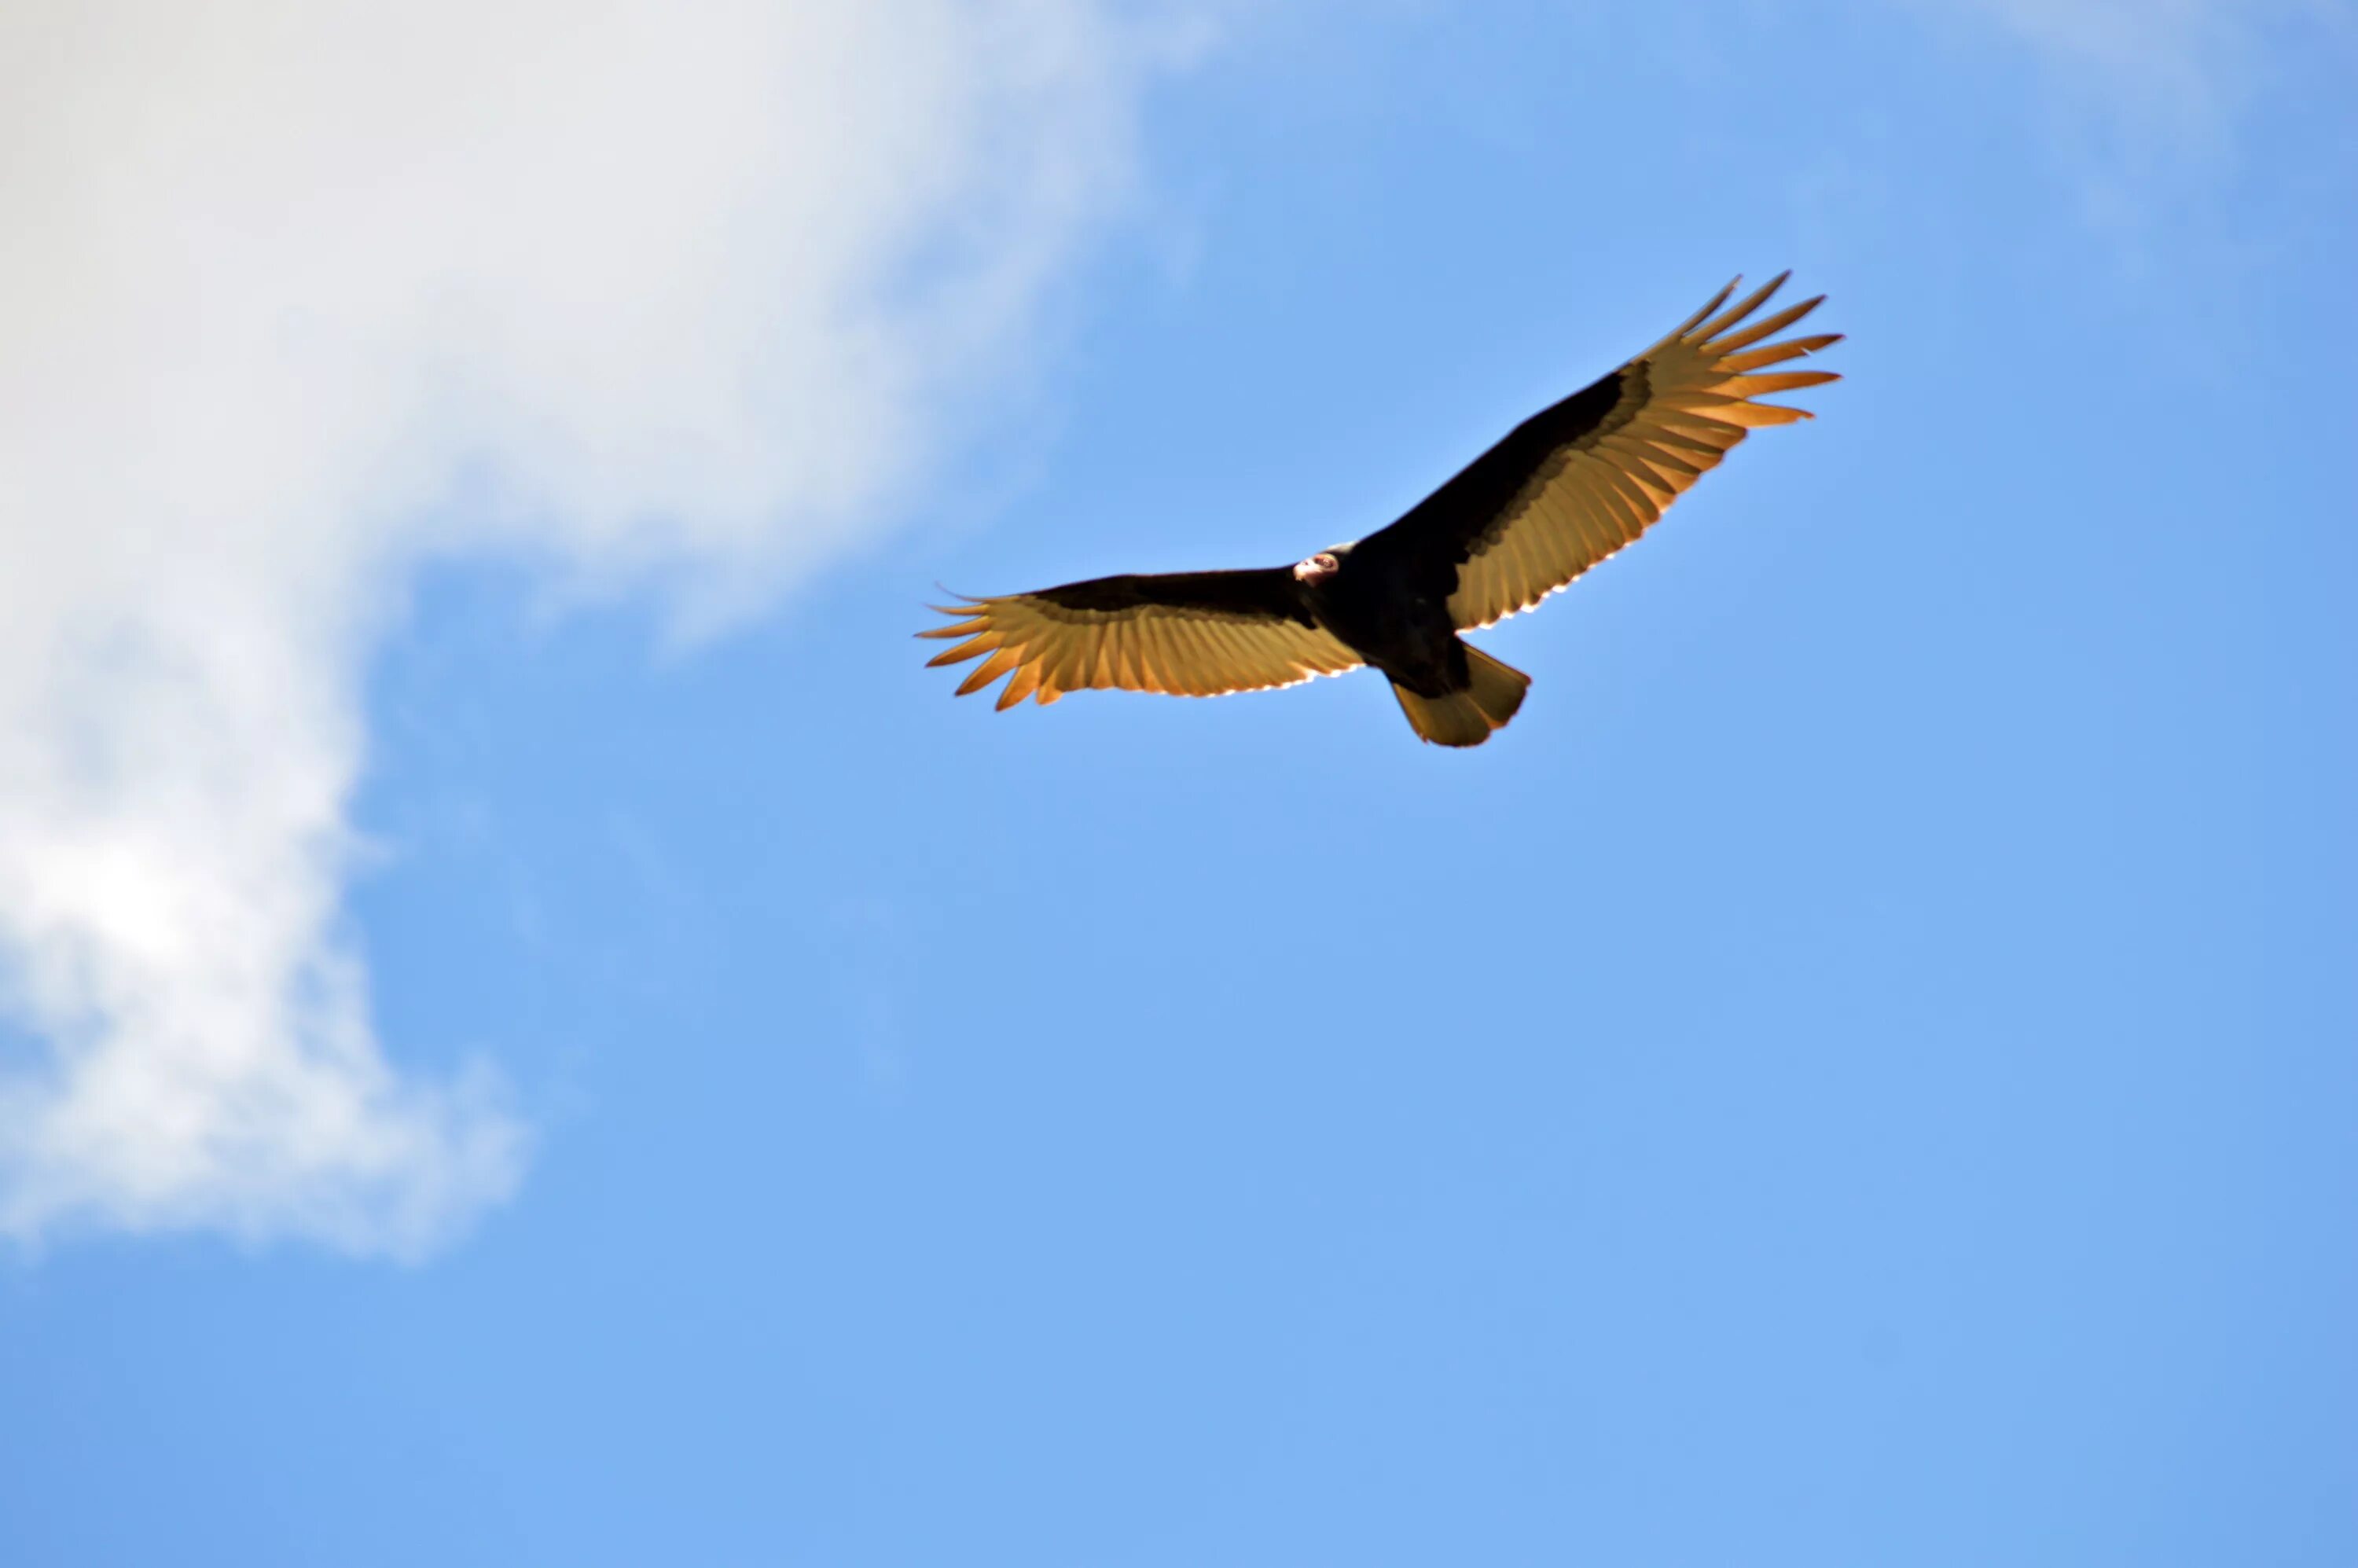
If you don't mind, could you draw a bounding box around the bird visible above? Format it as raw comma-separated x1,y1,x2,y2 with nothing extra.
919,272,1838,747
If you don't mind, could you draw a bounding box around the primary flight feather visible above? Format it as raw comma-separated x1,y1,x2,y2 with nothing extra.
920,272,1840,747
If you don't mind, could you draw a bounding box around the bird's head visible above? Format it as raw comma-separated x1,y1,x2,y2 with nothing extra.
1292,550,1342,584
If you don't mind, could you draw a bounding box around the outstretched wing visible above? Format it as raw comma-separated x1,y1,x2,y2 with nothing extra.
918,568,1362,709
1356,273,1841,632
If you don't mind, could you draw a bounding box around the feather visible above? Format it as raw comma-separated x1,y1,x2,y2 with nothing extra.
1722,370,1841,396
1692,271,1790,343
926,633,997,668
1706,294,1826,354
1718,332,1842,373
955,648,1022,696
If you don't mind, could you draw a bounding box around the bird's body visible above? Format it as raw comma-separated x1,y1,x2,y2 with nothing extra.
1304,544,1450,692
922,274,1839,746
1295,543,1529,745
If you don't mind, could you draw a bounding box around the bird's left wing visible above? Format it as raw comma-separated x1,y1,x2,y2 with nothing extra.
919,568,1362,709
1356,273,1841,632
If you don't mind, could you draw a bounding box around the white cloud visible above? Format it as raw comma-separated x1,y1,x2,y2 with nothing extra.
0,1,1178,1258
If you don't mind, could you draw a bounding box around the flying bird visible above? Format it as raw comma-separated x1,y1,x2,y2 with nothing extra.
920,273,1838,747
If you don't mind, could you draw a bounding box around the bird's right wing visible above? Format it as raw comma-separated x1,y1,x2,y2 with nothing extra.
919,568,1362,709
1355,273,1840,633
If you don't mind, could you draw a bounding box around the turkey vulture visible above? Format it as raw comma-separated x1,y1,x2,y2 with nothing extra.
920,273,1838,747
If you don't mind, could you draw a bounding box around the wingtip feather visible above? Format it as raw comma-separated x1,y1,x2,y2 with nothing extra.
1668,277,1743,340
1718,332,1842,373
1693,272,1789,343
928,632,1001,669
1706,293,1826,355
995,664,1042,710
954,648,1022,696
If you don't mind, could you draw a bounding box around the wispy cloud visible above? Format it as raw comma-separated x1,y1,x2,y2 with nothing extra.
1910,0,2345,148
1897,0,2351,254
0,1,1178,1258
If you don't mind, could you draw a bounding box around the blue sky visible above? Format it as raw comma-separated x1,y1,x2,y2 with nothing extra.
2,3,2353,1564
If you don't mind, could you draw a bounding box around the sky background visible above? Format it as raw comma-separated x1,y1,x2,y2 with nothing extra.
3,2,2354,1564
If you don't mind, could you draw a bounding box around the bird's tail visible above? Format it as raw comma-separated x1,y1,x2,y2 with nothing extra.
1390,644,1530,747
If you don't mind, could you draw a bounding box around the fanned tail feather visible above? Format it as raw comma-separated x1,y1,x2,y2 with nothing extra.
1463,644,1529,728
1391,644,1530,747
1392,686,1492,747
